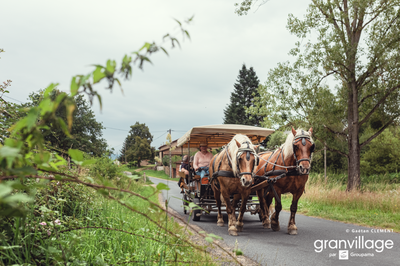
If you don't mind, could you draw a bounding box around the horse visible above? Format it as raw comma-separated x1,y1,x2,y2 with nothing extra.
209,134,259,236
254,127,314,235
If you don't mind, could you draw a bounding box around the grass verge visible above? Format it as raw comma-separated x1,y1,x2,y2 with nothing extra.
138,169,180,182
0,174,216,265
279,174,400,232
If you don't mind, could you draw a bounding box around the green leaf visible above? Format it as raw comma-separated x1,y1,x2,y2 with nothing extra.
81,159,96,166
106,60,116,74
68,149,84,162
205,237,213,243
70,77,79,96
93,66,106,84
3,193,34,203
84,176,94,183
39,98,53,116
0,146,21,168
156,183,170,191
207,233,223,240
57,118,71,137
0,184,12,198
235,249,243,256
139,42,152,52
0,246,22,250
44,83,57,97
0,146,20,158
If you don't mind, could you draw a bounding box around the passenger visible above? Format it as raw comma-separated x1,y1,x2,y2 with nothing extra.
193,143,213,178
178,155,190,193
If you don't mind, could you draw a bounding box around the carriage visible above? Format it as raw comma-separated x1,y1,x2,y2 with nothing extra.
176,124,274,221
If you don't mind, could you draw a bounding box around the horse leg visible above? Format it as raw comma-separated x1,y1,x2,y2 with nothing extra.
231,193,240,209
270,193,282,232
236,191,250,232
287,191,304,235
257,189,271,229
221,190,238,236
214,188,224,227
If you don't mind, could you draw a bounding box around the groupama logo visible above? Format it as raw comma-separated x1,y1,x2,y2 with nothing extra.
314,236,394,253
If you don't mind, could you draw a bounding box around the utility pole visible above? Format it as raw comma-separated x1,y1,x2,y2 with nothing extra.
169,129,172,178
324,142,327,182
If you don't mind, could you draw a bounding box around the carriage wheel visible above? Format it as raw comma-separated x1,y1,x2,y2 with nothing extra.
192,198,201,221
182,193,188,214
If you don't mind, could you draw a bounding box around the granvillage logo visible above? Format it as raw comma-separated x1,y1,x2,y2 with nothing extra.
314,236,394,254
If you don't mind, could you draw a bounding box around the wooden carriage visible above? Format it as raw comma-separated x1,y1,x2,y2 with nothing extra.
176,124,274,221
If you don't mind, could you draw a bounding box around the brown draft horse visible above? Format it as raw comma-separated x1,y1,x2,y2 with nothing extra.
209,134,259,236
255,128,314,235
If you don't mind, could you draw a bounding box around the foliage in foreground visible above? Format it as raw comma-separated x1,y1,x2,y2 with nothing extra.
0,174,217,265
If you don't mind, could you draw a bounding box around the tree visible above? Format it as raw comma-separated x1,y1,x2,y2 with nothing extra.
23,89,107,157
247,0,400,190
119,122,153,166
223,64,262,126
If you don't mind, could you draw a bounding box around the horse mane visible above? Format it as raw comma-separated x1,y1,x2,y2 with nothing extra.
281,128,313,160
227,134,256,175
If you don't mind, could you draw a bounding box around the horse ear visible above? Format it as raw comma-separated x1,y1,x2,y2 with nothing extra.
235,139,241,148
308,127,313,136
254,145,259,150
291,127,297,136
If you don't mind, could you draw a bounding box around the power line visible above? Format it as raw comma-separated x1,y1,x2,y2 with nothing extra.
153,131,168,141
2,95,24,103
104,127,129,132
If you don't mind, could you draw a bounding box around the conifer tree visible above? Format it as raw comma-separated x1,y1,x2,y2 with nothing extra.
223,64,261,126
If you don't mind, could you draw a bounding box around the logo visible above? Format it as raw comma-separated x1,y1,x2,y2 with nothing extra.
339,250,348,260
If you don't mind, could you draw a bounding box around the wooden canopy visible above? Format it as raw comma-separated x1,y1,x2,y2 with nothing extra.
177,124,274,148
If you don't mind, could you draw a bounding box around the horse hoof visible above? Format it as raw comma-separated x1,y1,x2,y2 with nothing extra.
229,230,238,236
271,224,280,231
229,226,238,236
288,229,298,235
217,222,224,227
263,223,271,229
236,226,243,232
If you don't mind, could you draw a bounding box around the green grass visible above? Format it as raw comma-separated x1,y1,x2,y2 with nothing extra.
279,180,400,232
138,169,180,182
0,174,216,265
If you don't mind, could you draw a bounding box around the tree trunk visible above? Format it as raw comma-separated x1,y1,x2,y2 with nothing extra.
347,131,361,191
346,75,361,191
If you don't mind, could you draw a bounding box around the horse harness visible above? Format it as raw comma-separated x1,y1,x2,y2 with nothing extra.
253,132,315,204
210,141,258,188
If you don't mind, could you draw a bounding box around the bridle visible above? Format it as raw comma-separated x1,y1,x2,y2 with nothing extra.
292,132,315,173
234,141,259,177
256,132,315,175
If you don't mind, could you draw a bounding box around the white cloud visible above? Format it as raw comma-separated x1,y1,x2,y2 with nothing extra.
1,0,310,150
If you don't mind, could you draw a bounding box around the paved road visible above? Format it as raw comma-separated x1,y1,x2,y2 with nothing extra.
150,177,399,266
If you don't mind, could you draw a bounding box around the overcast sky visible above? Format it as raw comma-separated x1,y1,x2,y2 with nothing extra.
1,0,309,154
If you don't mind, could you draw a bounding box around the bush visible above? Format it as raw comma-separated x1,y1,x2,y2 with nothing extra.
89,157,121,179
162,155,181,167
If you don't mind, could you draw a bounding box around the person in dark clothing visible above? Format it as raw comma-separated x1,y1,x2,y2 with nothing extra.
178,155,190,193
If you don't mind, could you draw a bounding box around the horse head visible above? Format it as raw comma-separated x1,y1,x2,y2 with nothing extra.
234,139,259,187
291,127,315,175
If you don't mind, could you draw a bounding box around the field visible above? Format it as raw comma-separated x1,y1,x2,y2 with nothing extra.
280,173,400,232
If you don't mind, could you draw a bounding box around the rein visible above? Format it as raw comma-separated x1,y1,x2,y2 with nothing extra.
255,134,315,176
